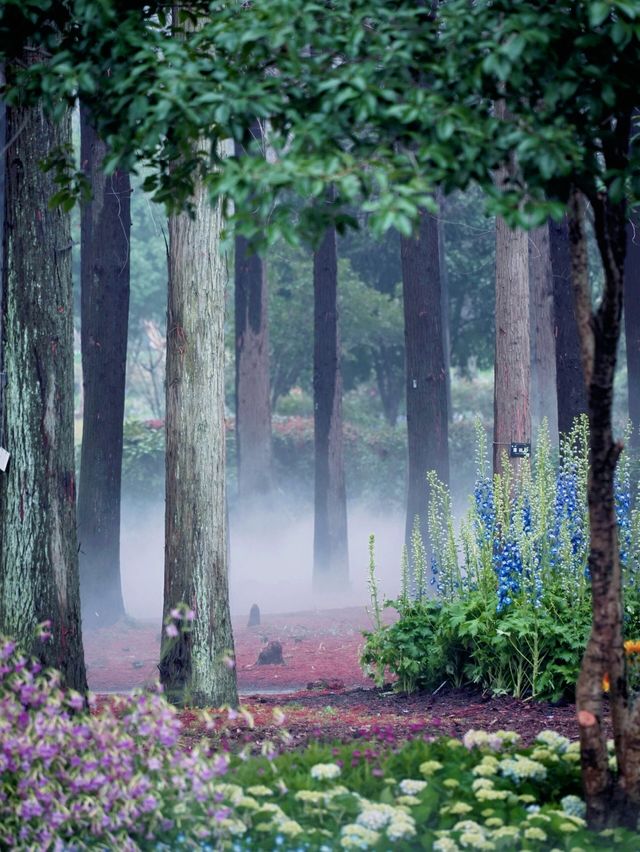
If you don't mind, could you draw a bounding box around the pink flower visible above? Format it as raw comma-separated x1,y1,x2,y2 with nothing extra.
165,624,179,638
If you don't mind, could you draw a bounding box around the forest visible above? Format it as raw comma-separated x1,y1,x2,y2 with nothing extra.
1,0,640,848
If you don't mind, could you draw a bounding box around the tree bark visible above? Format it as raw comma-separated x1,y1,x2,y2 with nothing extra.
400,207,449,575
438,191,453,421
493,216,530,478
624,212,640,451
549,216,588,435
77,106,130,628
0,56,86,690
234,131,272,500
313,218,349,590
529,223,558,446
570,182,638,829
159,156,237,708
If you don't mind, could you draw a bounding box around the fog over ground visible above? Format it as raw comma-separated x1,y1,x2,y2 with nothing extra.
120,502,404,622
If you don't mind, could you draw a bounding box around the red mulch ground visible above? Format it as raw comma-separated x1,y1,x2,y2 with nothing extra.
85,606,606,750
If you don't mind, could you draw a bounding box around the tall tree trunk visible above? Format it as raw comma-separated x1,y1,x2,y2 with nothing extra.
400,207,449,577
493,217,530,478
313,218,349,590
234,131,271,500
529,223,558,446
438,191,453,421
77,106,130,628
159,156,237,708
624,212,640,451
549,216,588,435
570,179,640,829
0,56,86,690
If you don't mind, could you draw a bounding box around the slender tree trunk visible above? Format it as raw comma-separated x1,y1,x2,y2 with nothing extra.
529,223,558,446
0,56,86,690
400,207,449,575
313,217,349,590
549,216,588,435
570,181,640,829
493,216,530,478
159,155,237,708
373,345,402,426
438,191,453,421
624,213,640,451
77,106,130,628
234,131,271,500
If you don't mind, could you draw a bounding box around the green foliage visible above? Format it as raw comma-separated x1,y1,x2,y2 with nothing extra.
121,419,165,502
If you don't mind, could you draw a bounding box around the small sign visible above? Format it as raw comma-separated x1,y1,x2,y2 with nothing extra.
510,442,531,459
0,447,9,472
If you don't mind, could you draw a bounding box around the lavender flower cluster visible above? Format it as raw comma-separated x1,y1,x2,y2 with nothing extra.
0,636,234,850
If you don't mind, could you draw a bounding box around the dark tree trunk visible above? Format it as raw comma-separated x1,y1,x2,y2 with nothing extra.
529,223,558,446
624,213,640,451
160,157,237,708
438,191,452,421
0,54,86,690
400,207,449,575
493,216,530,478
234,131,272,499
77,106,130,628
313,220,349,590
549,216,588,435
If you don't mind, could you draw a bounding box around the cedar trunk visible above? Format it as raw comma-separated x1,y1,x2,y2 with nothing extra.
159,168,237,707
493,217,530,478
529,223,558,446
438,192,452,421
549,216,588,435
400,207,449,574
0,61,86,690
77,107,130,628
234,232,272,499
313,223,349,589
624,214,640,451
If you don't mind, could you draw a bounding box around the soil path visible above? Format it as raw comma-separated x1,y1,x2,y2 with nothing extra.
85,606,599,747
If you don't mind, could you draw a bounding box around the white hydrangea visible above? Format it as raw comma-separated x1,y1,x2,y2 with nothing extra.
311,762,342,781
433,838,461,852
356,808,392,831
279,820,304,837
246,785,273,797
420,759,444,776
387,817,417,841
295,790,326,805
463,729,520,752
399,779,427,796
560,795,586,819
499,755,547,783
460,831,494,849
524,827,548,841
340,823,380,849
535,730,570,753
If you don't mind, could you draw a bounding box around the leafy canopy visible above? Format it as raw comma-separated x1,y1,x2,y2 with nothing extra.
2,0,640,240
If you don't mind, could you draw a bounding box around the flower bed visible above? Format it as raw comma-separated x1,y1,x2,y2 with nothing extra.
2,634,638,850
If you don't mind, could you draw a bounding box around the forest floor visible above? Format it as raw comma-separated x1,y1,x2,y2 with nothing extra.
85,606,605,751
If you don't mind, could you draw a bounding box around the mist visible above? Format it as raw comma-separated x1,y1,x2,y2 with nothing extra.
120,501,404,622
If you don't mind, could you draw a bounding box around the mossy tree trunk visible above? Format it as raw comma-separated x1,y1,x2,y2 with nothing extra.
313,212,349,590
159,156,237,708
0,53,86,690
400,205,449,579
77,106,130,628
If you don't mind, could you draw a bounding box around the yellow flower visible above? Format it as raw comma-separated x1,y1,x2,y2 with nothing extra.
624,639,640,654
602,673,610,693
